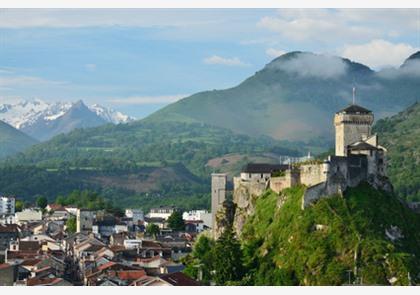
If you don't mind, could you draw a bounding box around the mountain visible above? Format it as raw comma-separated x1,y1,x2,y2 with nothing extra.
238,183,420,285
0,120,38,158
146,51,420,143
373,102,420,201
0,98,134,141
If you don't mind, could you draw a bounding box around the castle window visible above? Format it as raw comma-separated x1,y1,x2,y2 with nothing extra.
260,173,263,178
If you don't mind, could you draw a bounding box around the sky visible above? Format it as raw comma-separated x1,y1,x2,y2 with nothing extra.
0,8,419,118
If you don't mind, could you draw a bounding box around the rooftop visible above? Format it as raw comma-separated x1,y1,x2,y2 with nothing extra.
348,141,380,151
337,104,372,114
242,163,288,174
0,224,18,233
160,272,200,286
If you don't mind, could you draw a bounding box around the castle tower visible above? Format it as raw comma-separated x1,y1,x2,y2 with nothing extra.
334,104,374,156
211,173,227,234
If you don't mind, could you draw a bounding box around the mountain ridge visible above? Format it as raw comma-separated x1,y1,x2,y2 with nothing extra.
0,120,38,159
0,98,134,141
145,51,419,142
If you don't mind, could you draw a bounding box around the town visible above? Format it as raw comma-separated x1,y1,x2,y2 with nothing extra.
0,197,211,286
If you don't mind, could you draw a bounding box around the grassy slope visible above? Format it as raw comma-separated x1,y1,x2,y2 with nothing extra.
373,102,420,201
241,183,420,285
0,121,38,158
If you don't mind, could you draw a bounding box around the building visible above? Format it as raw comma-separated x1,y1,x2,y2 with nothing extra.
211,173,227,233
0,263,15,285
0,224,19,252
15,209,42,224
0,196,15,216
183,210,212,229
76,209,95,233
147,206,176,220
239,164,288,182
125,209,144,223
334,104,374,157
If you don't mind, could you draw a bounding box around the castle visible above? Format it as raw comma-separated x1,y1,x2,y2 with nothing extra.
211,103,392,236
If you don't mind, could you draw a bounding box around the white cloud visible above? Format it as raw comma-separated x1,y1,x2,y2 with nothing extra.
108,94,188,105
266,48,286,58
341,39,419,68
257,9,377,43
203,55,249,66
257,9,420,44
269,52,348,79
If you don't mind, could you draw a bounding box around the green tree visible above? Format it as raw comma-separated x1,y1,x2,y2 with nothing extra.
15,200,24,212
167,211,185,231
212,227,245,285
55,195,66,206
36,196,48,209
66,216,77,233
183,234,215,283
146,223,160,237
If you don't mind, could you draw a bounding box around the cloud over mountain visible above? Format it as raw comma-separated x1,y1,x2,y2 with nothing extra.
269,52,348,79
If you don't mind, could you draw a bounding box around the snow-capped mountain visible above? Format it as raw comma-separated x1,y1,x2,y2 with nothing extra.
0,99,135,141
89,103,132,124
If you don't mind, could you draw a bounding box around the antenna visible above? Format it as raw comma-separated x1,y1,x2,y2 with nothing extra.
352,87,356,105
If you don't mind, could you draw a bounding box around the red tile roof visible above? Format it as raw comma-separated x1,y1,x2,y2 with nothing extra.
19,241,40,252
97,261,116,271
26,277,63,286
0,224,18,233
21,258,42,266
160,272,200,286
117,270,147,281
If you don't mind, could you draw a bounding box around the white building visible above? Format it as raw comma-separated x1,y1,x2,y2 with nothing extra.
123,239,143,250
0,196,15,215
15,209,42,223
125,209,144,223
183,210,212,228
147,206,175,220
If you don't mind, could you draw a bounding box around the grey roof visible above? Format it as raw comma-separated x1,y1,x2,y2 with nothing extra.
348,141,379,151
337,104,372,114
242,163,288,173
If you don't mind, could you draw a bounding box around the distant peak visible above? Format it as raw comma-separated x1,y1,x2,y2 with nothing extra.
401,51,420,67
72,100,86,108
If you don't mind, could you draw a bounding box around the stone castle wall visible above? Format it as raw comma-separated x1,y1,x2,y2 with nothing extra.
299,164,328,187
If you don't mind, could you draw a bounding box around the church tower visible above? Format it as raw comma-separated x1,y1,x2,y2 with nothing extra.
334,104,374,156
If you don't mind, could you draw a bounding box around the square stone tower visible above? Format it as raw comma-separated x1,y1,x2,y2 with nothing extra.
334,104,374,156
76,209,95,233
211,173,227,233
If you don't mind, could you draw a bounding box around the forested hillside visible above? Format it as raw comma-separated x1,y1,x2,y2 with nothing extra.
374,102,420,201
0,120,38,158
0,121,301,209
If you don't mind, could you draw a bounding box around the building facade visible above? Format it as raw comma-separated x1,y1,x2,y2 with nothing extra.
76,209,95,233
0,197,15,216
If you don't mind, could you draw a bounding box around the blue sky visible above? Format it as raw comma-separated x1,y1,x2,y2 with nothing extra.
0,9,419,118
